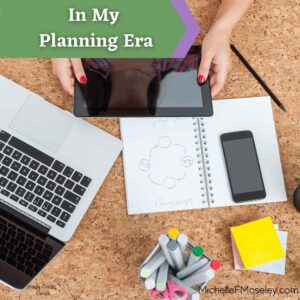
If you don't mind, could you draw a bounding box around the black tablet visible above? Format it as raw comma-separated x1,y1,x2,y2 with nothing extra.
74,46,213,118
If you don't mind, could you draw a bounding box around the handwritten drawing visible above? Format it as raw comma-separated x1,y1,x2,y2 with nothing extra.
152,118,187,128
139,136,194,190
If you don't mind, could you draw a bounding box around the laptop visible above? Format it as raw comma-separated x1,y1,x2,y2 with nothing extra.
0,76,122,290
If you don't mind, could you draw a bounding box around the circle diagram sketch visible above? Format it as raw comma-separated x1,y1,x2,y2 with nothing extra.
139,136,194,189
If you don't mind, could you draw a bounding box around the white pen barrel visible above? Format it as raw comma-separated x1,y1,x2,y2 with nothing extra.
187,254,199,266
140,250,166,279
177,233,188,251
167,240,185,270
182,267,215,287
176,257,209,279
158,234,175,269
156,261,169,291
144,269,158,290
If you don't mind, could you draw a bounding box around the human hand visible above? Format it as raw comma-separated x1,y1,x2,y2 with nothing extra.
198,26,232,97
51,58,86,96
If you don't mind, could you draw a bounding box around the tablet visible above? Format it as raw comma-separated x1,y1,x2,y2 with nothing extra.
74,46,213,118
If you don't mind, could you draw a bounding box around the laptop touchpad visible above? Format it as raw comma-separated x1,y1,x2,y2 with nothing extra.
10,95,75,153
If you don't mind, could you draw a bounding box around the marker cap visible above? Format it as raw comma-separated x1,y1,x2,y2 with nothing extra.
210,259,222,271
140,268,151,278
192,246,204,257
168,228,179,239
167,239,178,251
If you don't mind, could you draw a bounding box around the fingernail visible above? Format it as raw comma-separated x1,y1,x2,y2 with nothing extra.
198,75,206,84
80,75,87,84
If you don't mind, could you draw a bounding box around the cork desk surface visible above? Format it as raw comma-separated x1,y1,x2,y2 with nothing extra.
0,0,299,299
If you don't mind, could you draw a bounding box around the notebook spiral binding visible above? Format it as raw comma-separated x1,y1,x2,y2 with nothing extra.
192,118,214,207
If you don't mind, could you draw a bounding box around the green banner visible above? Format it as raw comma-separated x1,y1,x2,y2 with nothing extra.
0,0,190,58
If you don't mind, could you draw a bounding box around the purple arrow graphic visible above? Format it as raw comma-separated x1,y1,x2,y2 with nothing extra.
171,0,201,58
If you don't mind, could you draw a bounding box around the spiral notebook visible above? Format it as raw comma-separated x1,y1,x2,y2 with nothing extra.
120,97,287,214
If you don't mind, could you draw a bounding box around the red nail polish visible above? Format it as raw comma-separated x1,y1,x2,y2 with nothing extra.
80,75,87,84
198,75,206,84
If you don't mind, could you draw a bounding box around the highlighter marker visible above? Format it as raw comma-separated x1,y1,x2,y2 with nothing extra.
144,269,158,290
177,233,188,252
169,275,200,300
187,246,204,266
182,267,214,287
176,257,209,279
199,259,222,290
156,261,169,291
168,228,180,240
182,259,221,287
158,234,175,269
167,240,185,271
140,250,166,279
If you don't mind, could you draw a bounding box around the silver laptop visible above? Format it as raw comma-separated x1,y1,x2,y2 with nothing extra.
0,76,122,289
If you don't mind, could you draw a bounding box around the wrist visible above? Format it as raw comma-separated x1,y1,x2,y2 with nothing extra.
209,18,234,38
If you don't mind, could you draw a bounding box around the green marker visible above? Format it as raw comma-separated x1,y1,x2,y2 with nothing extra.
156,261,169,291
187,246,204,266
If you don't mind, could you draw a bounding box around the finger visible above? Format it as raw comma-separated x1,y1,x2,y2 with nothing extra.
60,74,75,96
209,74,217,90
70,59,86,84
211,64,229,96
198,49,214,84
211,76,226,97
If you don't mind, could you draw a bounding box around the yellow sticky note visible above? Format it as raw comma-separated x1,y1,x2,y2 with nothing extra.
231,217,285,269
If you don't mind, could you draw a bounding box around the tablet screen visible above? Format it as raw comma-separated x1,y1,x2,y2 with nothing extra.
74,46,213,117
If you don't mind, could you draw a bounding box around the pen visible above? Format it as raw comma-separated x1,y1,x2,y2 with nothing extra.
182,263,215,287
230,44,286,112
176,257,209,279
167,240,185,271
158,234,176,269
182,259,221,287
140,250,166,279
156,261,169,291
145,269,158,290
177,233,188,252
177,233,189,262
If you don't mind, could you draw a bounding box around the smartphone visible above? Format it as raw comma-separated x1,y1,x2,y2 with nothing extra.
221,131,266,202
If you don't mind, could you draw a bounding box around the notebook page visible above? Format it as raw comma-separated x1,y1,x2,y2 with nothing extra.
120,118,206,214
203,97,287,208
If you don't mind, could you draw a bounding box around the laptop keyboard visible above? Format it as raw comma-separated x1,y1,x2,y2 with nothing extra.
0,130,92,229
0,216,53,277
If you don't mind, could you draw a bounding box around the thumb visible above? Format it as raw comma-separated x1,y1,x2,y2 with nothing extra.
198,50,213,84
70,58,87,84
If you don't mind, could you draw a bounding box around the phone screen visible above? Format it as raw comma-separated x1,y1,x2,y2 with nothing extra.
221,131,266,202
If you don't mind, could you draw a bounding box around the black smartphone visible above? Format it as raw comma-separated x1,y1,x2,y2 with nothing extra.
221,131,266,202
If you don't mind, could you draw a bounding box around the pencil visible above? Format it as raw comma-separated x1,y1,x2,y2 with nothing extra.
230,44,286,112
